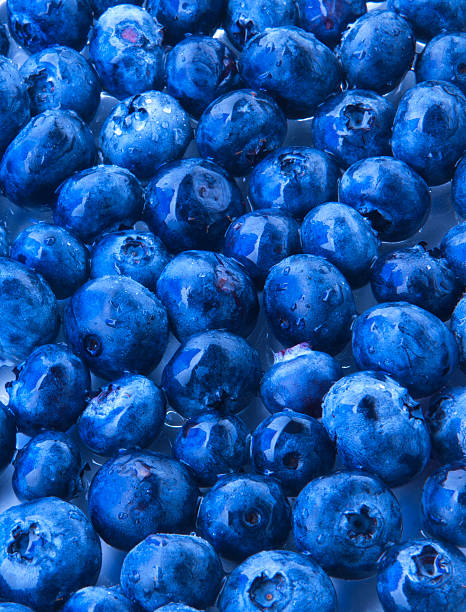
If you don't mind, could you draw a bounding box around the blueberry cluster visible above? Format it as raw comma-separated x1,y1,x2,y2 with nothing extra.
0,1,465,611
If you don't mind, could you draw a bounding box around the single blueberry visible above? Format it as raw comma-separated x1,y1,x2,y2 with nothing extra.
0,224,8,257
453,156,466,218
0,57,30,157
196,473,291,561
416,33,466,95
147,0,225,44
156,250,259,340
0,497,101,611
78,374,166,456
196,89,287,177
441,221,466,285
427,386,466,463
0,24,10,56
452,295,466,371
64,275,168,379
62,586,137,612
145,158,244,253
92,0,143,17
297,0,366,48
387,0,466,42
293,470,403,579
12,430,84,501
0,405,15,475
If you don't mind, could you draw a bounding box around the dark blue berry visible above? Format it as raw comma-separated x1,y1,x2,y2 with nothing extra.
416,33,466,96
62,586,138,612
297,0,366,48
387,0,466,42
147,0,225,44
0,56,30,157
427,386,466,463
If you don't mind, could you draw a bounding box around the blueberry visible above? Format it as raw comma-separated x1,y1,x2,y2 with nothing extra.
0,259,59,364
387,0,466,42
90,230,170,292
0,57,30,157
173,412,250,486
64,275,168,379
251,409,335,496
452,295,466,371
441,222,466,285
248,146,340,219
370,245,461,320
92,0,143,17
0,24,10,56
0,605,33,612
239,26,341,119
0,405,15,474
293,470,402,579
196,473,291,561
11,222,89,300
297,0,366,48
0,109,96,208
263,254,356,354
147,0,225,44
301,202,379,288
392,81,466,186
0,225,8,257
156,250,259,340
337,10,415,94
0,497,101,611
224,209,301,284
416,33,466,96
453,156,466,217
196,89,287,176
427,386,466,463
99,92,193,180
312,90,395,169
323,371,431,486
7,343,90,435
78,374,166,456
260,343,342,417
89,5,164,100
166,36,241,119
62,586,138,612
88,451,199,550
12,431,84,501
377,538,466,612
20,45,101,122
218,549,337,612
339,156,431,241
7,0,93,53
422,461,466,548
162,330,261,417
55,165,144,244
145,158,244,253
352,302,458,397
120,533,223,610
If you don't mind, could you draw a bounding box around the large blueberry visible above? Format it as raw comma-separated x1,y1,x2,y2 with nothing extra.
441,221,466,284
0,406,15,475
0,497,101,611
416,33,466,96
293,470,402,579
453,156,466,218
452,295,466,371
297,0,366,48
0,57,30,157
392,81,466,186
387,0,466,42
196,89,287,176
62,586,137,612
427,386,466,463
147,0,225,44
156,250,259,340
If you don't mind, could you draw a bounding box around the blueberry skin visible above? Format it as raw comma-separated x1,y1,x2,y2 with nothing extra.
78,374,166,456
145,158,244,253
387,0,466,42
0,497,101,611
0,405,15,475
323,371,431,487
293,470,402,579
441,222,466,285
297,0,366,48
224,210,301,284
0,57,30,157
196,473,291,561
337,10,415,94
7,0,93,53
148,0,225,44
239,26,341,119
260,343,342,417
11,222,89,300
155,606,199,612
339,156,431,241
156,250,259,340
7,344,90,436
311,90,395,169
301,202,379,288
12,431,83,502
90,230,170,292
392,81,466,186
64,275,168,380
452,295,466,372
92,0,143,17
0,259,59,364
416,33,466,96
196,89,287,177
0,24,10,56
162,330,261,417
20,46,101,122
370,245,461,321
0,605,33,612
120,533,223,610
173,412,250,486
0,225,8,257
99,92,193,180
427,386,466,463
248,146,340,219
251,410,335,496
453,156,466,217
422,461,466,548
0,109,96,208
89,6,164,100
62,586,138,612
166,36,241,119
377,538,466,612
55,165,144,244
263,254,356,354
89,451,199,550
